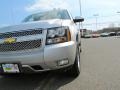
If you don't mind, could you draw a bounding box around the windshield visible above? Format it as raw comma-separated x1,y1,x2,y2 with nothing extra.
23,9,71,22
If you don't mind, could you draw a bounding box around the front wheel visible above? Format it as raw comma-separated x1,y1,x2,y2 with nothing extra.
67,48,80,77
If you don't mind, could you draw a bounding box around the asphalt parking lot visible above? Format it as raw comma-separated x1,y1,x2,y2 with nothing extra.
0,37,120,90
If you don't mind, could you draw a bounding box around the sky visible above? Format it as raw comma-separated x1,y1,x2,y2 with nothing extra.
0,0,120,30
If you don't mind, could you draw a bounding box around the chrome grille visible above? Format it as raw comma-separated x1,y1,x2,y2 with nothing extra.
0,39,42,52
0,28,42,39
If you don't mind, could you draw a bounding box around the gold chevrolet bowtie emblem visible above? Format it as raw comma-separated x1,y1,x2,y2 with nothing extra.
4,38,16,44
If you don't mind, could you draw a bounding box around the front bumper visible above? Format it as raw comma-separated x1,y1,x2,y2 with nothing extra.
0,41,76,73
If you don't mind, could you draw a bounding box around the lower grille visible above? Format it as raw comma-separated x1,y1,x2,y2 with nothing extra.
0,39,42,52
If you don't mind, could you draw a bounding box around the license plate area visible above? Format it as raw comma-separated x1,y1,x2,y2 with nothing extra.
0,63,22,73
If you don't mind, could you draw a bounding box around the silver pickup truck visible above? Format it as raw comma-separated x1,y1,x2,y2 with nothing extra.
0,9,84,77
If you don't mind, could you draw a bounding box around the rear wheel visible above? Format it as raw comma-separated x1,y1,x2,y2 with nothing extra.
67,47,80,77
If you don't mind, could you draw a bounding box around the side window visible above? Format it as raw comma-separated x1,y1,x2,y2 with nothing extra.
60,10,71,19
23,15,33,22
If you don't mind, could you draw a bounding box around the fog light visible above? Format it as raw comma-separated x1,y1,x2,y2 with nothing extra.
58,59,69,66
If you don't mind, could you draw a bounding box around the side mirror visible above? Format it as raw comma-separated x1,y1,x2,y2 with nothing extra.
73,16,84,23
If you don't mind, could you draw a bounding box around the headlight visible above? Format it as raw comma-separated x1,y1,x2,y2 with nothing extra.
46,26,71,45
47,29,56,38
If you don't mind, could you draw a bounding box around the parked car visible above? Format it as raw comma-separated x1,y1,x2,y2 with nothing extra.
100,33,109,37
0,9,84,77
84,34,92,38
109,32,117,36
117,32,120,36
92,34,100,38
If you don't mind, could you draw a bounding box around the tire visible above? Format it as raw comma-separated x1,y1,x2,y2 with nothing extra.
79,42,82,53
67,47,80,77
80,46,82,53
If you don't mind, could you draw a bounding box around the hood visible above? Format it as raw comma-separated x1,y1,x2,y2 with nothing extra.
0,19,72,33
